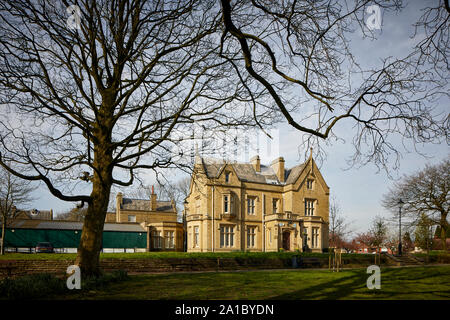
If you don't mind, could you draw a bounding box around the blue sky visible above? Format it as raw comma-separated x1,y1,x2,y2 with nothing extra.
29,1,449,236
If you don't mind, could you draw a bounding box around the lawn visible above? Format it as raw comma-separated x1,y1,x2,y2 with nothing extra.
0,251,375,260
60,265,450,300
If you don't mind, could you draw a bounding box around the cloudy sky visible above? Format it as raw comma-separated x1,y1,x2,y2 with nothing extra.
30,1,449,236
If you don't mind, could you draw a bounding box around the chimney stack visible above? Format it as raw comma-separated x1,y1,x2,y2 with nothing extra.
270,157,285,183
250,155,261,172
150,186,157,211
116,192,123,222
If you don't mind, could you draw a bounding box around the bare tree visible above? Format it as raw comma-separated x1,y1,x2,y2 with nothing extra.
0,1,269,275
382,157,449,250
328,195,352,248
0,168,37,254
55,206,87,222
219,0,448,168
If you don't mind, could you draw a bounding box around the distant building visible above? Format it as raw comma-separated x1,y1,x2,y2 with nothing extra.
2,189,184,252
105,190,184,252
3,219,146,253
15,209,54,220
184,153,330,252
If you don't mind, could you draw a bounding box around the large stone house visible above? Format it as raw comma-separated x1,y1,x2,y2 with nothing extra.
184,153,330,252
105,190,184,251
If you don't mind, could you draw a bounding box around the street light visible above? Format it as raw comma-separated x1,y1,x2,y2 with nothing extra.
397,199,404,256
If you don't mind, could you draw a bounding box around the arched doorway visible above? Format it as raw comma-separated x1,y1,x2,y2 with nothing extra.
282,231,290,251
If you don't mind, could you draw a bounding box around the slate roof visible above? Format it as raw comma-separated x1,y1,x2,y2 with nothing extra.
16,210,53,220
284,163,307,184
7,219,146,232
121,198,174,212
199,157,307,185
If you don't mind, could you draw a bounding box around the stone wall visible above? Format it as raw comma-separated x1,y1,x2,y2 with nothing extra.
0,257,295,278
0,255,389,279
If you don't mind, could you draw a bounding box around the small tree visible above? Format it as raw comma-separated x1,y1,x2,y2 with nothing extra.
0,168,37,254
402,232,414,253
382,158,449,251
369,216,389,251
354,232,375,253
414,213,434,255
328,196,352,248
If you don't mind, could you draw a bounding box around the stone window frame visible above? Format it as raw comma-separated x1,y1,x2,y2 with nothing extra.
222,192,234,215
246,225,257,248
193,225,200,248
304,198,316,216
272,198,279,214
312,227,320,248
165,230,175,249
152,230,162,249
306,178,314,190
195,197,201,215
246,196,256,215
219,224,235,248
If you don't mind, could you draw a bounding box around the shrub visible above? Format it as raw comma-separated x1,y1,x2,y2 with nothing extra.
0,270,129,299
0,273,66,300
81,269,129,291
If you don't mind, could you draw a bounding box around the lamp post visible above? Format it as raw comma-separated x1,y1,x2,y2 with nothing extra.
397,199,404,256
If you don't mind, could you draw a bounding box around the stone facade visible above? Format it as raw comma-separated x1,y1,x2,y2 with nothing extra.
184,153,329,252
106,191,184,251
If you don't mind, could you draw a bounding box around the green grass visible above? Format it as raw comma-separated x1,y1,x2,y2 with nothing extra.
0,251,377,260
60,266,450,300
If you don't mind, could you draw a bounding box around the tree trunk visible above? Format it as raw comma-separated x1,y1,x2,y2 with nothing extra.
75,190,110,276
0,216,5,255
75,117,114,276
440,213,448,251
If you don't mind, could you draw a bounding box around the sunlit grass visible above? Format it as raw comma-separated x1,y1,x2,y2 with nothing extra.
62,266,450,300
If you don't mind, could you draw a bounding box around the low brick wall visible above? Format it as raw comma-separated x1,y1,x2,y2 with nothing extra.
0,256,390,279
0,257,294,278
0,259,75,279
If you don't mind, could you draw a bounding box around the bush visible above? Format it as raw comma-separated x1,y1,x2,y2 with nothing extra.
81,269,129,291
0,273,66,300
0,270,129,299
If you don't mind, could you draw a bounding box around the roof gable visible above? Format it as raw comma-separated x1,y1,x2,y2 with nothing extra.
292,157,329,192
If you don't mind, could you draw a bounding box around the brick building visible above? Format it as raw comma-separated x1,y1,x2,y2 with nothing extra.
184,153,330,252
105,190,184,251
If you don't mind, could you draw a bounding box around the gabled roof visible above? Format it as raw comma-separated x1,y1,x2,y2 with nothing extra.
198,156,308,185
15,209,53,220
121,198,174,212
284,163,307,184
